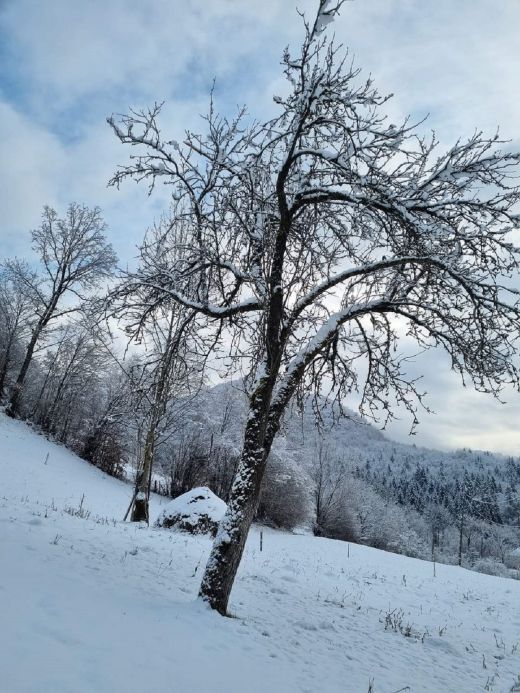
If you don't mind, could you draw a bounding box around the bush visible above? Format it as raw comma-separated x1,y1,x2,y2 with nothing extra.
257,457,309,530
314,502,360,542
81,425,125,479
471,558,511,578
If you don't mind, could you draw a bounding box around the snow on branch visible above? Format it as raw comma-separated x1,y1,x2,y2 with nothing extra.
109,0,520,431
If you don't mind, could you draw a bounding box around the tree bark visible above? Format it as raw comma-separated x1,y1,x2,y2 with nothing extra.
6,328,41,418
198,375,281,615
130,428,155,523
198,413,268,614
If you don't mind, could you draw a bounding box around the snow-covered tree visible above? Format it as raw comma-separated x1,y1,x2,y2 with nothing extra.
311,442,349,537
0,262,37,399
29,312,110,443
109,1,520,613
109,220,201,522
6,204,116,418
423,502,452,559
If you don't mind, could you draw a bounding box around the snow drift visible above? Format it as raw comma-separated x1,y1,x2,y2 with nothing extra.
155,486,227,535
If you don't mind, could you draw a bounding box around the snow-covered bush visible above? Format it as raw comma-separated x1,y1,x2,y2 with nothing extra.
395,524,429,560
257,457,309,530
471,558,512,579
505,547,520,570
315,503,360,542
155,487,227,536
81,424,125,479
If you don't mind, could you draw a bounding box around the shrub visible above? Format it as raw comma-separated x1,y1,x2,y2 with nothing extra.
257,457,309,530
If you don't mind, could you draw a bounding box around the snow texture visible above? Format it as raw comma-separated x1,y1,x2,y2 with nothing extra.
1,413,520,692
155,486,227,535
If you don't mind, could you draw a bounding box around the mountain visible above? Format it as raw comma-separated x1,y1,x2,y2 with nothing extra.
170,380,518,483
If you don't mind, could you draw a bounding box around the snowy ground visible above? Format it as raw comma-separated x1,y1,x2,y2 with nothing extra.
1,415,520,693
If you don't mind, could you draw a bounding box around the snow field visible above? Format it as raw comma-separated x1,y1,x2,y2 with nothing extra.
1,414,520,693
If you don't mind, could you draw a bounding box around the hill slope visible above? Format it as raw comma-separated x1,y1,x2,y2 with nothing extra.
1,413,520,693
174,381,517,479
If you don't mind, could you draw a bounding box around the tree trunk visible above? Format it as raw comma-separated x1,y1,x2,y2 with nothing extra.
198,415,268,614
6,328,41,418
7,288,62,419
0,351,11,400
44,367,71,433
130,427,155,523
130,314,181,522
30,352,58,420
198,377,278,615
0,330,17,400
131,488,149,522
458,514,464,567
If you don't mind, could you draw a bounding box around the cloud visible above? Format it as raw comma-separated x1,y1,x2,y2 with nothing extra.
0,101,65,254
0,98,173,263
0,0,289,119
381,348,520,456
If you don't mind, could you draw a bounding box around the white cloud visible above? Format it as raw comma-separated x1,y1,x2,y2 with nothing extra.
0,99,169,262
0,101,65,254
0,0,289,115
382,348,520,456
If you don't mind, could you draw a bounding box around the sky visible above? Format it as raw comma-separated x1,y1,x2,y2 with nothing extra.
1,0,520,454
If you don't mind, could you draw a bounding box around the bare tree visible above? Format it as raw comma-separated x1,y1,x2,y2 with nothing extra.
81,368,137,479
126,311,195,523
6,204,116,418
423,502,451,561
109,221,200,522
311,442,348,537
30,312,111,443
0,262,37,399
257,454,309,530
109,1,520,613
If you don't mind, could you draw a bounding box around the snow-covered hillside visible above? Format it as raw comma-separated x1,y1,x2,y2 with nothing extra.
2,413,520,693
174,381,517,480
161,383,520,575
